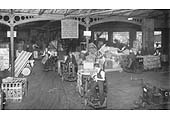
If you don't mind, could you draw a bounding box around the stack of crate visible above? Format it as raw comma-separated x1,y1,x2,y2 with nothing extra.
1,77,27,103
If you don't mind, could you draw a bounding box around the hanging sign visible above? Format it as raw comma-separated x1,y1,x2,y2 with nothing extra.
61,19,79,39
7,31,17,37
84,31,91,37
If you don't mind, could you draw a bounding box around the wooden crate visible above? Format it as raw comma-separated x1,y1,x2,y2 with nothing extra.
1,77,28,103
2,82,22,102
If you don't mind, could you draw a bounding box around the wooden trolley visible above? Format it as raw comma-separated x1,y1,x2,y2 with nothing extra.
77,67,107,109
61,62,77,82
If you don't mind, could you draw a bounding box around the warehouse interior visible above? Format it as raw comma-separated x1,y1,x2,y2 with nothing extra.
0,9,170,110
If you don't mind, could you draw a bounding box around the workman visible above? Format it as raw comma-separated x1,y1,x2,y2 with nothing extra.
65,50,78,73
57,43,66,76
41,45,53,70
97,39,105,50
127,50,136,68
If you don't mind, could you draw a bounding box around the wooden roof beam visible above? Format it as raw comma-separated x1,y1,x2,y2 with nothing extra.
111,9,136,15
39,9,47,15
64,9,79,16
65,9,116,17
128,9,153,17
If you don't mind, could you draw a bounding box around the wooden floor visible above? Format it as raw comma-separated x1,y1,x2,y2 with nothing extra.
5,61,84,110
4,60,170,110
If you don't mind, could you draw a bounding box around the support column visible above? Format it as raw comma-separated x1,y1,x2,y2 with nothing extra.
10,21,15,77
161,12,169,65
162,28,169,55
91,30,94,42
85,17,90,51
108,31,113,44
142,18,154,54
129,29,136,48
86,26,89,51
47,29,50,43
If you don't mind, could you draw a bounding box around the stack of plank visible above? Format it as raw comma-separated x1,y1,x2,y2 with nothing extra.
9,51,32,77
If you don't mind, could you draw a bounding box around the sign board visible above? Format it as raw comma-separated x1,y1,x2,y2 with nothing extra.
61,19,78,39
0,48,9,71
84,31,91,37
7,31,17,37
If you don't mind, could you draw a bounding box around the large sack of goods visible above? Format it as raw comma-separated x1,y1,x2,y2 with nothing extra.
99,44,109,55
86,53,96,63
122,49,130,55
99,46,122,72
142,55,161,70
99,45,120,58
99,45,120,56
119,55,129,68
105,57,122,72
108,47,120,55
104,51,112,59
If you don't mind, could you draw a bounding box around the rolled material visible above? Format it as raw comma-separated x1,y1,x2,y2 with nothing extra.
21,64,31,76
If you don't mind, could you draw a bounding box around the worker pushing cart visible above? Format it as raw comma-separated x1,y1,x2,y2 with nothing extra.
61,50,78,82
41,45,54,71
